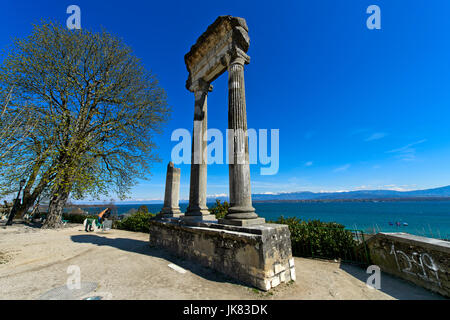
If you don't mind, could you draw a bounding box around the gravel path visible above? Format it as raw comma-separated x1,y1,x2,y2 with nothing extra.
0,222,444,300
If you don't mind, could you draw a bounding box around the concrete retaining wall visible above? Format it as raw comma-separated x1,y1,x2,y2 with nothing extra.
366,232,450,297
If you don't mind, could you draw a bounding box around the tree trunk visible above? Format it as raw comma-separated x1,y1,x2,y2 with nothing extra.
16,194,38,218
14,158,52,219
5,198,20,226
42,189,70,229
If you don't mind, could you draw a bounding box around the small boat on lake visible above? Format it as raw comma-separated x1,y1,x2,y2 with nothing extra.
392,221,408,226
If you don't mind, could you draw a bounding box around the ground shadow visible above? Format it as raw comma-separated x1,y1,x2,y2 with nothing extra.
70,234,245,288
339,262,446,300
1,220,43,229
24,221,44,228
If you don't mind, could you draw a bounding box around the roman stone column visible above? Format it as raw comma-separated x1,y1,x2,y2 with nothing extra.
183,79,217,221
219,50,265,226
160,162,182,218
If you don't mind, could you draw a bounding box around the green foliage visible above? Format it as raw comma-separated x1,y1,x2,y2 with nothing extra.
272,216,358,260
114,211,155,233
137,205,149,214
209,199,229,219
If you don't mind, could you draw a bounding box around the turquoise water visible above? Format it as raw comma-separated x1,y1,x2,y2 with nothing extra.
80,200,450,240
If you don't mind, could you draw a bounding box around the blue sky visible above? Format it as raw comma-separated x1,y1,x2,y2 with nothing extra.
3,1,450,202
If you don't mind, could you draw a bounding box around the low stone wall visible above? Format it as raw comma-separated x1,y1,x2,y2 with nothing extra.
149,218,295,291
366,232,450,297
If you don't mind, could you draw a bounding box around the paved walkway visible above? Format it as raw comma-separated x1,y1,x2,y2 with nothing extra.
0,223,444,300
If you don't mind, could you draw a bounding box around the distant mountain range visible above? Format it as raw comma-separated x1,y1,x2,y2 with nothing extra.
73,185,450,205
208,185,450,202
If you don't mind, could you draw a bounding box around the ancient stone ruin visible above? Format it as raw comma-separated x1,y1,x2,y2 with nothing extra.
182,15,263,225
149,16,295,291
159,162,182,218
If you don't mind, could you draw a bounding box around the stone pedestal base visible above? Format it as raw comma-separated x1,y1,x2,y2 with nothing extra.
218,217,265,226
181,214,217,222
149,219,295,291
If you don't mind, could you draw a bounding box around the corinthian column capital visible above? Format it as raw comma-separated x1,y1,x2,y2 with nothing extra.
222,47,250,69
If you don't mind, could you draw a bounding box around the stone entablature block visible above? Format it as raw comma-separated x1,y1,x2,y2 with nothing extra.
184,16,250,91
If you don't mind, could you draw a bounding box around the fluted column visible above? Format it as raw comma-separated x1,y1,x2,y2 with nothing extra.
221,51,263,225
184,79,216,221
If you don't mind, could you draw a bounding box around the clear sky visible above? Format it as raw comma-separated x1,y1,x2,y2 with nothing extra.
3,0,450,202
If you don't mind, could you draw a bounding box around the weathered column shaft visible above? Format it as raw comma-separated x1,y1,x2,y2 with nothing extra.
226,55,257,220
160,162,181,217
186,82,210,216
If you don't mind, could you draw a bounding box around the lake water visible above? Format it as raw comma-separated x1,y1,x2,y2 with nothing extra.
79,200,450,240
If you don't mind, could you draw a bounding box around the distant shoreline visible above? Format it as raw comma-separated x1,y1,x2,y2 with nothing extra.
40,196,450,208
253,197,450,203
